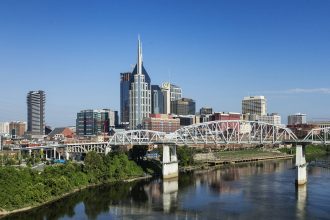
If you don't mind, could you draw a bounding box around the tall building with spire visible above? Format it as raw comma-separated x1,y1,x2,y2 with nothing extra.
129,37,151,129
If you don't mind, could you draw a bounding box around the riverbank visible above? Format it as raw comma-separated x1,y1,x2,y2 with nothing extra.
0,174,152,218
0,151,147,218
278,144,330,159
180,148,294,172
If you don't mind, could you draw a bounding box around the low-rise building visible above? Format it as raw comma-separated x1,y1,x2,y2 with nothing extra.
143,114,180,133
173,115,200,127
257,113,282,125
309,121,330,129
210,112,241,121
287,124,320,139
200,107,213,115
47,127,74,141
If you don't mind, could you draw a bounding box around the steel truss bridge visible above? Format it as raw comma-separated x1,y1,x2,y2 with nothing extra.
107,120,301,147
24,121,330,155
302,127,330,144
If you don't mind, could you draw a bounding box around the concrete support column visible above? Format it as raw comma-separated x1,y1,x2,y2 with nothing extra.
162,144,179,179
105,147,111,155
296,145,307,185
53,147,56,159
65,151,69,160
45,150,48,160
29,149,32,157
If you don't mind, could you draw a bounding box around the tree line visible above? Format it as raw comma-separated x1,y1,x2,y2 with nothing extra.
0,151,144,211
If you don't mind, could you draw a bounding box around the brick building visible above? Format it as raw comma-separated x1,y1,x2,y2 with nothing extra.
143,114,180,133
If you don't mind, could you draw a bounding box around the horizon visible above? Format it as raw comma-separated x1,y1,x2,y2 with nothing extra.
1,0,330,127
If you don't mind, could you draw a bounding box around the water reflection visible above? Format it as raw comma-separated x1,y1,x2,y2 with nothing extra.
296,184,307,220
3,158,330,220
162,178,178,213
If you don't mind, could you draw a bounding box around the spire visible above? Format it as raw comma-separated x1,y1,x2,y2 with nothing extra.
137,35,143,75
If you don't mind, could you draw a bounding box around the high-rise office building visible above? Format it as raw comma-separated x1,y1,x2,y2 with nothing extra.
161,82,183,114
76,109,116,136
288,113,307,125
27,90,46,135
129,37,151,129
242,96,267,116
161,82,171,114
120,72,132,123
171,98,196,115
151,85,164,114
170,84,182,101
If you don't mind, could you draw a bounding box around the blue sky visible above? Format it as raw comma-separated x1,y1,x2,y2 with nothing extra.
0,0,329,127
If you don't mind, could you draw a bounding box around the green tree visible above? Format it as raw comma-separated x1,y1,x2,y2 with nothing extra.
84,151,106,183
129,145,148,162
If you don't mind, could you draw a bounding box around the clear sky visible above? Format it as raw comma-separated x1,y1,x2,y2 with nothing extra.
0,0,329,127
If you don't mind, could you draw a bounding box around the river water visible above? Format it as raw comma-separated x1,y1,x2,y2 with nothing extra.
3,157,330,220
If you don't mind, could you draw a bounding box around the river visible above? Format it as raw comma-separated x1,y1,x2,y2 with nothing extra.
3,157,330,220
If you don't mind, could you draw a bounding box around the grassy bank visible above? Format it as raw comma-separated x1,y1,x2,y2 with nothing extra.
177,146,291,170
278,145,330,156
0,151,144,214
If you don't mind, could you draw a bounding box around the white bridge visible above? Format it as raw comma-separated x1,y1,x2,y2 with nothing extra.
24,121,330,155
23,120,330,184
107,120,299,146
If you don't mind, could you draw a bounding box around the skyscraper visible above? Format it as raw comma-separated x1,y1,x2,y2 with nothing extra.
120,72,132,123
161,82,182,114
161,82,171,114
129,37,151,129
170,84,182,101
27,90,45,135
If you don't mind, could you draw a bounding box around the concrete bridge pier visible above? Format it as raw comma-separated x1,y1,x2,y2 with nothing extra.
65,150,70,160
296,145,307,185
162,143,179,179
105,146,111,155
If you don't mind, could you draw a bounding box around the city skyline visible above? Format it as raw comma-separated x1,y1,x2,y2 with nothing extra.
0,0,330,127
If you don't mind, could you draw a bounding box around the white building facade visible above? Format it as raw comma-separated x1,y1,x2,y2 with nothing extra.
258,114,282,125
242,96,267,116
129,37,151,129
